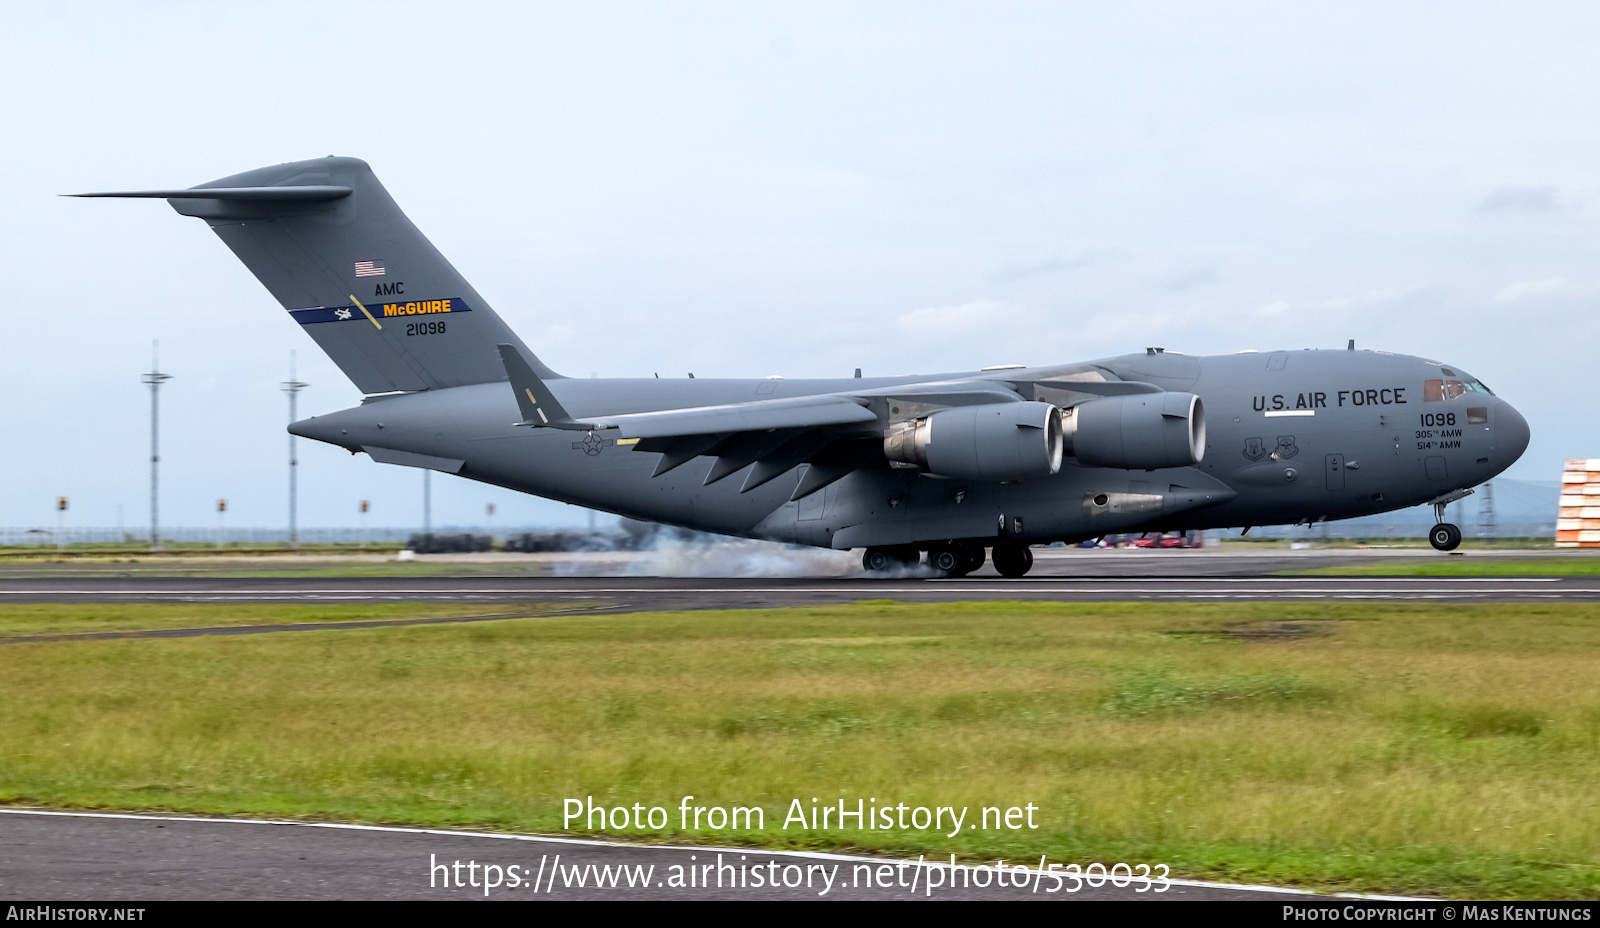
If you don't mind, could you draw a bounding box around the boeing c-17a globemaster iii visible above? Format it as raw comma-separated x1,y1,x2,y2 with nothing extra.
74,157,1531,576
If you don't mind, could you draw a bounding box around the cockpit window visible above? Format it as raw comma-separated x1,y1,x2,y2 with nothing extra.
1424,377,1493,402
1424,379,1466,401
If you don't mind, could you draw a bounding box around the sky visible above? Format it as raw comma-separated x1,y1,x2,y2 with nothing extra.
1,1,1596,532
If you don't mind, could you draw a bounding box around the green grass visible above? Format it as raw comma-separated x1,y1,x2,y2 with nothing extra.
0,559,551,580
0,603,539,637
1,600,1597,899
1292,559,1600,576
0,542,404,558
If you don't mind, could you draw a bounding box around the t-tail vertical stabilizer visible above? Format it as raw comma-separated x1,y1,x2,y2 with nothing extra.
71,157,557,393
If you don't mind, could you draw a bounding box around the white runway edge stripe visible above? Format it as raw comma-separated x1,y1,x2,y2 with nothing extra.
0,807,1432,901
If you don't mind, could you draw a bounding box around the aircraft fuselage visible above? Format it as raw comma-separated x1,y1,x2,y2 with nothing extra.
290,346,1529,550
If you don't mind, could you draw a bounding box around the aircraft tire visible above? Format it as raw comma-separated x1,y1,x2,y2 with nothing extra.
960,544,986,575
862,547,894,573
864,545,922,574
1429,523,1462,552
992,543,1034,578
928,544,966,577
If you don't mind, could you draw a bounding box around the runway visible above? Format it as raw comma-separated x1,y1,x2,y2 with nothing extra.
0,573,1590,615
0,809,1410,902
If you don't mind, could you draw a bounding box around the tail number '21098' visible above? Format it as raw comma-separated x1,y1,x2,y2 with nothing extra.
406,320,446,337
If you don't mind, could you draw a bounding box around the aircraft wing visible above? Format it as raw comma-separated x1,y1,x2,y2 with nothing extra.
496,346,1163,499
498,344,877,436
590,394,878,439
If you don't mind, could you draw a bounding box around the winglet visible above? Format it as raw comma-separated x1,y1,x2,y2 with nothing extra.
498,344,594,431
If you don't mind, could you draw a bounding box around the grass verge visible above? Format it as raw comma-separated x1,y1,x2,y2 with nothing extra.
1,600,1596,899
0,603,537,637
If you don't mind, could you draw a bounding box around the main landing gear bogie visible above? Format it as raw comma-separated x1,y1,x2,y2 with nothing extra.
862,545,920,573
926,542,986,578
862,541,995,578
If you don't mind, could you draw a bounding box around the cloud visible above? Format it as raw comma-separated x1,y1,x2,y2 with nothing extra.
897,298,1006,335
1491,277,1578,302
1480,185,1560,212
1157,265,1218,291
987,253,1097,283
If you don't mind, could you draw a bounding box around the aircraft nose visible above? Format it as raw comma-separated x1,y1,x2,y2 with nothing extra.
1496,400,1530,464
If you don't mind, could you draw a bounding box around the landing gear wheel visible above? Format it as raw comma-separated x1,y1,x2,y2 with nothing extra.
1429,523,1462,552
992,543,1034,578
862,545,921,574
928,544,964,577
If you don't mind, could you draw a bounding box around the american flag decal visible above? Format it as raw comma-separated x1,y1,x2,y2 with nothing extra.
354,260,386,278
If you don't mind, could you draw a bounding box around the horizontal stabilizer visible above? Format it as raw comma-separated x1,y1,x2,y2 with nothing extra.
66,186,353,201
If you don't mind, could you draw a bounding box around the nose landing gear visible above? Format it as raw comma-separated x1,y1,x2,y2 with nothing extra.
1426,490,1473,552
1429,522,1462,551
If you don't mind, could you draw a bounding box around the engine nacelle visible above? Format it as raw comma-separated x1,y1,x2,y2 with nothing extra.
883,401,1064,480
1061,392,1206,469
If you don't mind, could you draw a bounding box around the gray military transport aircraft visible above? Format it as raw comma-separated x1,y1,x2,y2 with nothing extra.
75,157,1530,577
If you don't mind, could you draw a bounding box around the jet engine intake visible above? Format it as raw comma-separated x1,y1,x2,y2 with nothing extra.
883,401,1064,480
1061,392,1205,469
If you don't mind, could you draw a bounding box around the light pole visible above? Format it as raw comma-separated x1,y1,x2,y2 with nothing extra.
281,351,309,551
141,341,172,552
